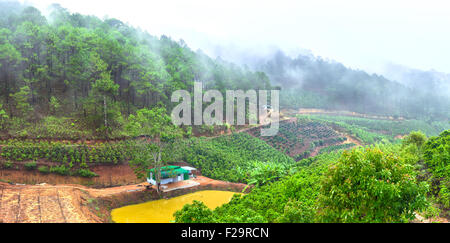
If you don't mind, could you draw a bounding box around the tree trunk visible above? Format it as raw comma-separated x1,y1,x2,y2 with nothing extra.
152,149,163,195
103,95,107,128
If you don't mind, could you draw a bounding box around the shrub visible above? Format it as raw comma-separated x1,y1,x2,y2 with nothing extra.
24,161,37,170
77,169,98,178
174,200,214,223
318,148,429,223
402,131,427,148
38,166,50,174
422,130,450,209
50,165,70,176
2,160,13,169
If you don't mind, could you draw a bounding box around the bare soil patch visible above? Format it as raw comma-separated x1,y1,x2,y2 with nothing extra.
0,164,141,188
0,176,248,223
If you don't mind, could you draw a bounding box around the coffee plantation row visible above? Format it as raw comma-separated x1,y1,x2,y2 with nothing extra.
305,114,450,138
246,118,350,159
181,133,296,184
0,139,139,166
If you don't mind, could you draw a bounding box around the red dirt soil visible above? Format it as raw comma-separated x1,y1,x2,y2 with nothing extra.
0,164,141,187
0,176,248,223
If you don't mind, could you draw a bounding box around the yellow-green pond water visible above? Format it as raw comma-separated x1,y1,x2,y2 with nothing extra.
111,190,241,223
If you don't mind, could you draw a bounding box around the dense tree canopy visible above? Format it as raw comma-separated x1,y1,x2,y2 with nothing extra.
0,2,274,137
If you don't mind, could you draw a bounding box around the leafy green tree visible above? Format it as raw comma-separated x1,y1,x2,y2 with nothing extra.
10,86,33,119
0,103,9,130
49,96,60,115
0,28,22,106
403,131,427,148
423,130,450,209
126,106,184,193
275,199,316,223
0,1,295,137
318,148,429,222
89,53,119,135
174,200,214,223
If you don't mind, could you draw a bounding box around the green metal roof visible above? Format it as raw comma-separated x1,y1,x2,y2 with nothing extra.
148,166,189,179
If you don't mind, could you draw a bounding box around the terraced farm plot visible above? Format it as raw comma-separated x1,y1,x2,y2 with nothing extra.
246,119,355,160
304,114,450,137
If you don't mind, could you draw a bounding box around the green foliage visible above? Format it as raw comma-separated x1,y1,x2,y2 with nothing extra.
175,152,340,223
176,143,434,223
126,106,182,140
0,139,137,165
0,103,9,130
422,130,450,209
275,198,317,223
182,133,294,183
318,148,429,222
9,86,33,119
246,161,288,187
21,116,90,139
247,119,350,160
126,107,184,189
76,168,98,178
49,165,70,175
49,96,60,115
38,165,49,174
318,143,356,154
2,160,13,169
402,131,427,148
307,114,449,138
173,200,214,223
0,3,275,138
24,161,37,170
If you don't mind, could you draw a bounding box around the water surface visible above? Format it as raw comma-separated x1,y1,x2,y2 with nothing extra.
111,190,241,223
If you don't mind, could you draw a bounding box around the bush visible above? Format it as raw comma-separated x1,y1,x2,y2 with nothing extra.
318,148,429,223
174,200,214,223
422,130,450,209
2,160,13,169
76,169,98,178
24,161,37,170
50,165,71,176
38,166,50,174
402,131,427,148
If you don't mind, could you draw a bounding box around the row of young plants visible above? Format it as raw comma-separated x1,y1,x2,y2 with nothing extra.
3,116,93,140
181,133,296,184
0,160,98,178
305,114,450,137
247,119,348,159
312,137,347,147
318,143,356,154
299,115,389,144
0,139,139,166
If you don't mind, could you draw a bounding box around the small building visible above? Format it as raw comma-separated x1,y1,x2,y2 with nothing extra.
147,166,196,186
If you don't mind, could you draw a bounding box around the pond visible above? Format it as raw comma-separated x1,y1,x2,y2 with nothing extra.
111,190,241,223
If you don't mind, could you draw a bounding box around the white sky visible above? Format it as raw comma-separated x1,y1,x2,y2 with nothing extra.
19,0,450,74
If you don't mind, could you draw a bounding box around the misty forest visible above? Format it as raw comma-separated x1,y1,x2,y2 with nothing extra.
0,1,448,224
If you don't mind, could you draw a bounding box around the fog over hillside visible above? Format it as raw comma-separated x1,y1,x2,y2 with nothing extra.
203,44,450,98
1,0,449,121
382,63,450,98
